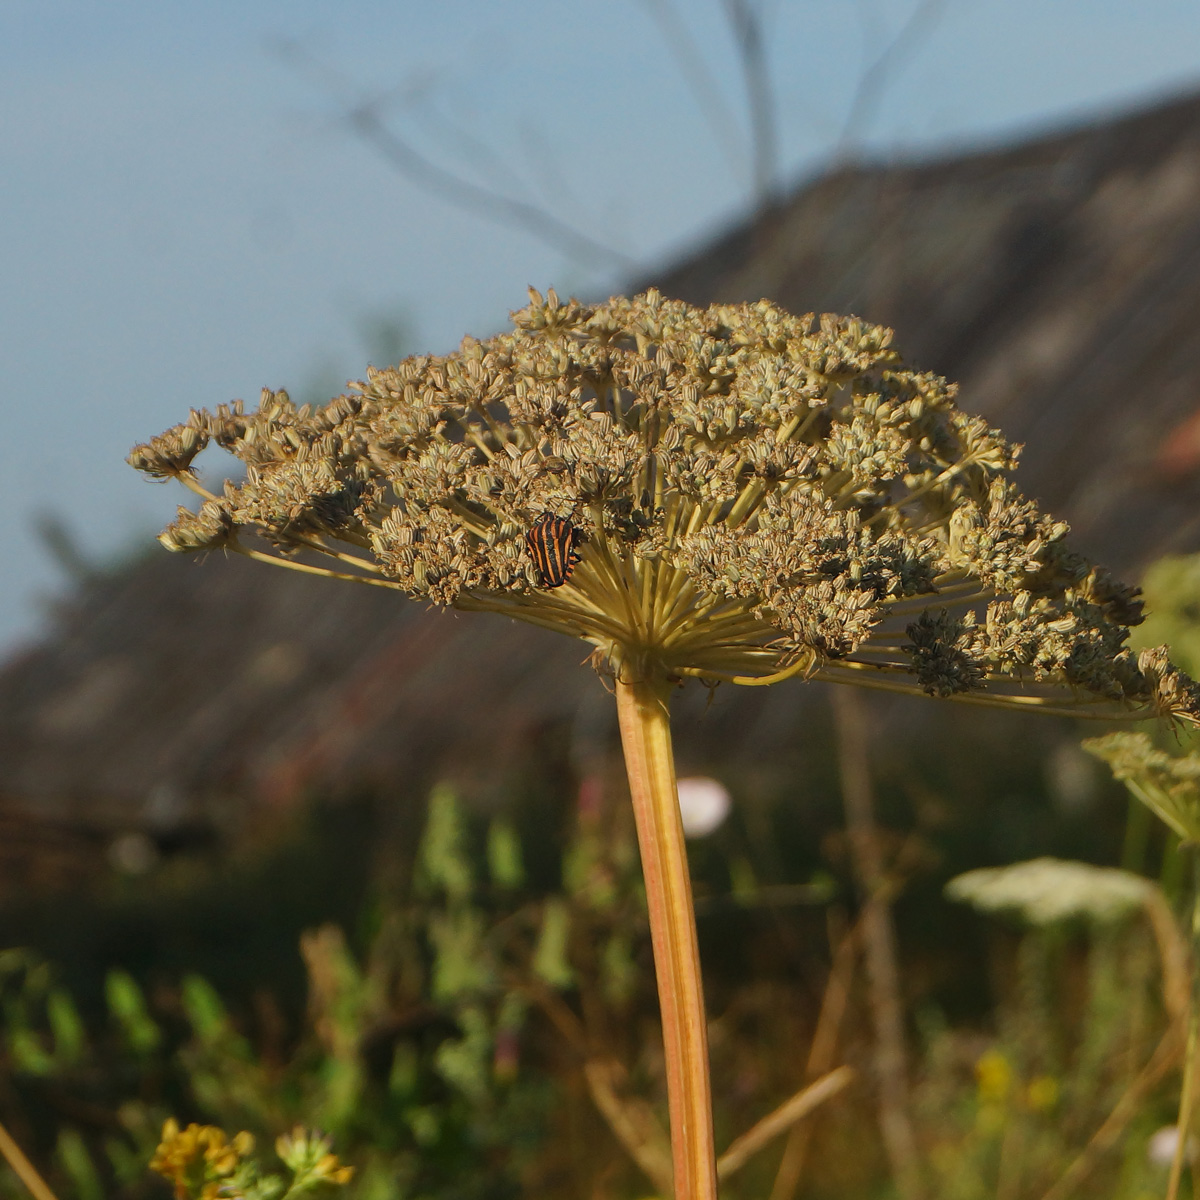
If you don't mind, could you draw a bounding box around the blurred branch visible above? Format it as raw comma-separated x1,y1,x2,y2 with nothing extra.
721,0,779,206
770,910,862,1200
521,977,675,1194
273,38,636,273
34,513,96,586
1145,883,1192,1026
839,0,947,154
693,881,831,915
634,0,747,179
834,685,925,1200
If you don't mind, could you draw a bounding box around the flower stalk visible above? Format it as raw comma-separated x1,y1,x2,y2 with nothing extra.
615,673,716,1200
130,288,1200,1200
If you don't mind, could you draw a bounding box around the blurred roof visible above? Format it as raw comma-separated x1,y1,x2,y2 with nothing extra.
7,86,1200,846
646,87,1200,570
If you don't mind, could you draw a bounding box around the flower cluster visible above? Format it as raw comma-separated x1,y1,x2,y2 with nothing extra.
274,1127,355,1190
130,289,1200,721
149,1121,255,1200
149,1120,353,1200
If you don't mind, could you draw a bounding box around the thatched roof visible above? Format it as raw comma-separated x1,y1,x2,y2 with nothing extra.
7,86,1200,846
647,87,1200,572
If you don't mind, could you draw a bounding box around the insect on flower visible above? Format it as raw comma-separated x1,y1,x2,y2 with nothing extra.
525,513,583,588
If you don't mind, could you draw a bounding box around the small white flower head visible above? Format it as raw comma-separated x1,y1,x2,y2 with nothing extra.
1148,1125,1195,1168
676,777,732,838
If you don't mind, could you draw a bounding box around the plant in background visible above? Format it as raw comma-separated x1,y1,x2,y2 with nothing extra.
0,780,846,1200
1084,734,1200,1200
131,289,1200,1199
0,786,634,1200
1085,550,1200,1200
149,1121,353,1200
921,858,1189,1200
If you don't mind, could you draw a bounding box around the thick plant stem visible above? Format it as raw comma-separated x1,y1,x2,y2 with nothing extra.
615,674,717,1200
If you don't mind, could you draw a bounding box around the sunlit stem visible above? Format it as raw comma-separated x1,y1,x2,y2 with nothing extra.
0,1119,59,1200
233,545,407,590
615,673,716,1200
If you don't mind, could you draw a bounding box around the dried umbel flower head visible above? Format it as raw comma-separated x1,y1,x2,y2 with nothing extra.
130,288,1199,722
133,289,1200,1200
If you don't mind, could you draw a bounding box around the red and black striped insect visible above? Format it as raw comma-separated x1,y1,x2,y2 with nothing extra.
525,513,583,588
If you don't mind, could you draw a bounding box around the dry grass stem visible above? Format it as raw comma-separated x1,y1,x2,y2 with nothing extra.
717,1065,856,1180
583,1059,675,1196
770,914,862,1200
0,1120,60,1200
834,685,924,1200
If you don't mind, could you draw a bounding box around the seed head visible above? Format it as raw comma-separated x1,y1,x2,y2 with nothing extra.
130,289,1200,722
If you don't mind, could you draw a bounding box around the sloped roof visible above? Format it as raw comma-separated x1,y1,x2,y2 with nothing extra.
646,87,1200,571
6,87,1200,837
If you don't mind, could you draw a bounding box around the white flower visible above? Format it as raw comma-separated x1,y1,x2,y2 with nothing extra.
1148,1124,1195,1167
946,857,1151,926
677,777,732,838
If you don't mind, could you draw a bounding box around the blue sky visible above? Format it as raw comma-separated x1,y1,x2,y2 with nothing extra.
4,1,1200,654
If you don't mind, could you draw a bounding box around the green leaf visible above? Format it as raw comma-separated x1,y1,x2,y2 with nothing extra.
428,910,492,1001
418,785,472,903
181,975,236,1048
532,899,574,990
47,988,85,1065
9,1027,53,1076
56,1128,103,1200
105,970,161,1055
486,819,524,891
433,1006,491,1104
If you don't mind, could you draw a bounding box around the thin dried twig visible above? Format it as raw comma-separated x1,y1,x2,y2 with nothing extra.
834,685,925,1200
522,977,676,1195
721,0,778,206
634,0,746,179
1040,1022,1184,1200
1145,884,1191,1026
273,38,634,272
839,0,947,154
583,1058,675,1196
717,1066,856,1179
0,1120,59,1200
770,910,863,1200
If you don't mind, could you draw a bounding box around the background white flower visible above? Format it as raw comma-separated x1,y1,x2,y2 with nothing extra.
676,777,732,839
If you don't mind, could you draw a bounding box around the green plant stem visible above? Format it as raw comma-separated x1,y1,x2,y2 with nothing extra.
1167,851,1200,1200
615,674,716,1200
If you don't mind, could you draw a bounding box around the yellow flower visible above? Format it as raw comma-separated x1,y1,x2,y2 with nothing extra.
149,1120,253,1200
975,1050,1013,1104
1026,1074,1059,1112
